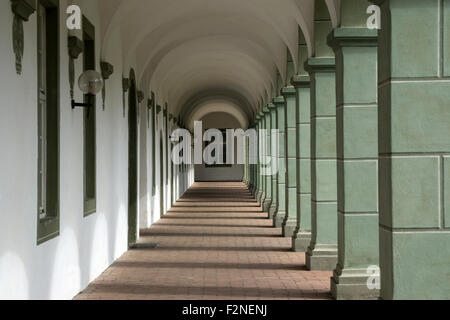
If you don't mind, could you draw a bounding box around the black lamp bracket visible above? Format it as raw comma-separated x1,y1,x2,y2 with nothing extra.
71,95,94,118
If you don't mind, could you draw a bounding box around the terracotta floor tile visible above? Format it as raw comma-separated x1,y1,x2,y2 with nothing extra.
75,182,332,300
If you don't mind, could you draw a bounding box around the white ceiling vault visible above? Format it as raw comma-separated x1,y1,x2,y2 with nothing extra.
98,0,339,125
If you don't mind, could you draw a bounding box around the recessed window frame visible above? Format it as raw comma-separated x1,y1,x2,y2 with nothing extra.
82,15,97,217
36,0,60,245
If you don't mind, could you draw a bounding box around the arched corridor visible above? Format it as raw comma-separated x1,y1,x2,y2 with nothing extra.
0,0,449,301
76,183,331,300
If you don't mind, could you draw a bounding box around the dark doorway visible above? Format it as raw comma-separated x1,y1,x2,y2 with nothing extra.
128,69,138,246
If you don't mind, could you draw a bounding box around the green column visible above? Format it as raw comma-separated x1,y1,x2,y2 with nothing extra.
327,1,380,299
305,58,338,270
282,87,297,237
251,123,257,194
329,28,379,299
291,75,312,252
262,107,272,212
273,96,286,227
252,121,260,198
374,0,450,300
257,113,265,204
243,135,248,185
268,104,278,219
305,0,338,271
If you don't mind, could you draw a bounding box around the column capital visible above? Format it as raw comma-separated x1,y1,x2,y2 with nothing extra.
273,96,285,107
281,86,296,97
267,103,276,110
291,75,310,88
304,57,336,74
263,107,270,114
327,28,378,52
258,111,265,118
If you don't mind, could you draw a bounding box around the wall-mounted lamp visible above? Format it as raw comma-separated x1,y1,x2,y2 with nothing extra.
147,98,152,128
11,0,36,75
68,36,84,100
122,78,130,117
137,90,144,121
100,61,114,111
72,70,104,118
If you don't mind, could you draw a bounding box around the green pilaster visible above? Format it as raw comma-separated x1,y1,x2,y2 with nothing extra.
305,0,338,271
305,57,338,270
251,121,258,194
328,26,380,300
257,113,265,204
253,120,260,198
249,123,255,191
268,104,278,219
262,107,272,212
373,0,450,300
282,86,298,237
273,96,286,227
291,75,312,252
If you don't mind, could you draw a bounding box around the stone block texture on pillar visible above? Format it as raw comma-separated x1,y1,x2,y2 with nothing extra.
254,120,261,199
375,0,450,300
268,103,279,220
257,113,265,204
304,1,338,271
262,107,273,212
329,26,380,299
305,58,338,271
292,75,312,252
282,87,298,237
273,96,286,227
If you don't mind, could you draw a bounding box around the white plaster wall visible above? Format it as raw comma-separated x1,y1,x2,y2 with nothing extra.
0,0,129,300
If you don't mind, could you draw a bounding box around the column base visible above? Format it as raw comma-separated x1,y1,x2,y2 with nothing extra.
268,203,278,220
331,265,380,300
282,219,297,237
292,231,312,252
252,186,257,197
256,191,264,205
306,244,338,271
254,189,262,202
262,198,272,213
273,211,286,228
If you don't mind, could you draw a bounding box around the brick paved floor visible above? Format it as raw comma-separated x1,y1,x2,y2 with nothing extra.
75,182,332,300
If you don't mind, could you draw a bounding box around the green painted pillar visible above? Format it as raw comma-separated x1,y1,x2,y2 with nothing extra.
282,86,298,237
263,107,273,212
273,96,286,227
257,112,266,204
327,0,380,300
305,58,338,270
291,75,312,252
268,103,278,219
374,0,450,300
252,121,260,198
251,122,258,195
305,1,338,270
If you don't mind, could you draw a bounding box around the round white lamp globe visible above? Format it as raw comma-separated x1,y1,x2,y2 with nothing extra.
78,70,104,95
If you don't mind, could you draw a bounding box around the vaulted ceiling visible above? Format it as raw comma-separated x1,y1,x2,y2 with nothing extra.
98,0,339,126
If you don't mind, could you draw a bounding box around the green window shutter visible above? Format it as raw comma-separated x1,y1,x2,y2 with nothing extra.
37,0,60,245
151,92,156,196
82,16,97,216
